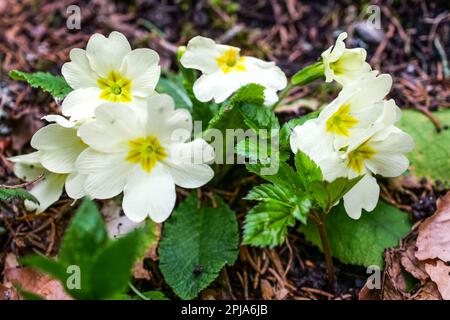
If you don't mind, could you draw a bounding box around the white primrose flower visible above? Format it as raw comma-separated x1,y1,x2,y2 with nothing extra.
340,124,414,219
321,32,372,86
9,116,88,212
61,31,160,121
76,93,215,223
10,152,67,212
290,100,414,219
180,36,287,104
291,73,394,165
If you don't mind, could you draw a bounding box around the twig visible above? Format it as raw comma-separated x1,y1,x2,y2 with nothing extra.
0,174,44,189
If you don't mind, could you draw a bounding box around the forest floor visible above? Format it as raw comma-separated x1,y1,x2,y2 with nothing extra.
0,0,449,300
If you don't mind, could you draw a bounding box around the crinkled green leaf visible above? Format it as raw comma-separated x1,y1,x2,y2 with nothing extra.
294,150,323,189
240,103,280,133
9,70,72,98
397,109,450,183
159,193,238,300
299,201,412,266
244,182,311,247
230,83,265,105
0,188,39,204
246,161,303,191
243,202,295,248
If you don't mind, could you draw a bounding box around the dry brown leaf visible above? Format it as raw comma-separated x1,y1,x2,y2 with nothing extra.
416,192,450,262
424,261,450,300
2,254,72,300
132,260,151,281
260,279,274,300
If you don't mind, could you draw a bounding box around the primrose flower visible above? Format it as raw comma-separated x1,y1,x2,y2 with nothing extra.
76,94,215,223
9,117,87,212
290,76,414,219
61,31,160,121
180,36,287,104
340,124,414,218
321,32,372,86
291,73,394,162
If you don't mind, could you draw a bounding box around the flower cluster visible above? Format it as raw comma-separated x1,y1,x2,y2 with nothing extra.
290,33,414,219
10,32,218,222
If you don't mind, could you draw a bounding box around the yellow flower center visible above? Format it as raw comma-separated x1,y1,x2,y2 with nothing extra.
325,104,358,136
346,142,376,174
216,48,247,73
97,71,132,103
126,136,167,173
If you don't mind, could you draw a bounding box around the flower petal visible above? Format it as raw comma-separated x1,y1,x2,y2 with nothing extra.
76,149,131,199
86,31,131,77
65,173,87,199
78,103,145,153
193,71,242,103
343,174,380,219
122,164,176,223
61,48,98,89
31,124,85,174
120,48,160,98
9,152,44,181
26,173,67,213
61,87,104,121
242,57,287,91
180,36,221,74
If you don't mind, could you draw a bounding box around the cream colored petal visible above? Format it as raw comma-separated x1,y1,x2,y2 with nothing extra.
122,164,176,223
86,31,131,77
343,174,380,219
62,48,98,89
180,36,221,74
120,48,160,98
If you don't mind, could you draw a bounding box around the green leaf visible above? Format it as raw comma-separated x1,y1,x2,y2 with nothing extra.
0,188,39,204
309,176,362,211
299,201,412,266
89,228,146,299
246,161,303,191
138,291,169,300
240,103,280,133
243,202,295,248
59,198,108,267
230,83,265,105
397,109,450,183
9,70,72,98
24,198,149,300
245,183,292,203
294,150,323,189
159,193,238,300
22,255,67,282
291,61,325,86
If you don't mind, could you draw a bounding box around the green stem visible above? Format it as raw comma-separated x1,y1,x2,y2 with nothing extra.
128,282,149,300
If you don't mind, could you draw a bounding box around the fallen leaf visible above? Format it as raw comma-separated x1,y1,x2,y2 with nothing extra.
416,192,450,262
260,279,274,300
2,253,72,300
424,261,450,300
132,260,151,281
